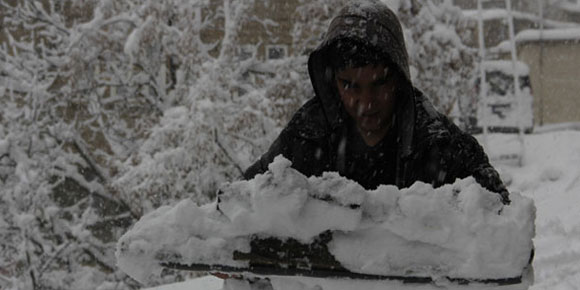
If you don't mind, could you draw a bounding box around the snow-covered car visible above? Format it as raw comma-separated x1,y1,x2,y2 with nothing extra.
472,60,534,134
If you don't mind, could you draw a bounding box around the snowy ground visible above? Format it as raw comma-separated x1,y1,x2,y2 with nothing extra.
143,130,580,290
483,130,580,290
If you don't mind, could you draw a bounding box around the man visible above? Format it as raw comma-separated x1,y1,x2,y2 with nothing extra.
220,0,512,288
244,0,510,204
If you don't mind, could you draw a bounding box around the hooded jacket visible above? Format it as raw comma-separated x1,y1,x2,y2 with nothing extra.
244,0,510,204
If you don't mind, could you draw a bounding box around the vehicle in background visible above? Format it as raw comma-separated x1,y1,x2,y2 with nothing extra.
468,60,534,135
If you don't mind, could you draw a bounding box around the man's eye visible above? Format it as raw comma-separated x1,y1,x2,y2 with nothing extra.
373,78,387,86
342,81,352,89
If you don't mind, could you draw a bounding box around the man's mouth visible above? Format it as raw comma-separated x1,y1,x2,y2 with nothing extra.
359,113,381,126
360,111,379,118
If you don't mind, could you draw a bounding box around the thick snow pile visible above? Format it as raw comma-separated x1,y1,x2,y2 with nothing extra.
117,155,535,286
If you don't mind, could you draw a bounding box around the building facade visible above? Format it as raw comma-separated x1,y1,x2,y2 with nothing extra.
454,0,580,127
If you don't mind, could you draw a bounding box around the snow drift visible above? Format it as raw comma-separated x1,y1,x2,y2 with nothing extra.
116,156,535,286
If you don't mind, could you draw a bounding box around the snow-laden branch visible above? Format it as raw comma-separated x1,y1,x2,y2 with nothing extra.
214,128,245,176
37,242,72,276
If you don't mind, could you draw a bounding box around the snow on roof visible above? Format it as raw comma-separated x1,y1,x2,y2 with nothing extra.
482,60,530,75
462,9,579,29
515,28,580,42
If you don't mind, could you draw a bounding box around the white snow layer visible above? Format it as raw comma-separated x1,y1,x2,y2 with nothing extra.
462,9,577,29
481,60,529,76
515,28,580,42
117,156,535,286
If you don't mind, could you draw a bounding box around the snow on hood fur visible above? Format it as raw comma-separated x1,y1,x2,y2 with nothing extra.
307,0,415,157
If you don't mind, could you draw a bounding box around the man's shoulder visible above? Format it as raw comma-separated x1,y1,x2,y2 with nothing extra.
412,90,467,145
413,90,441,121
286,97,331,140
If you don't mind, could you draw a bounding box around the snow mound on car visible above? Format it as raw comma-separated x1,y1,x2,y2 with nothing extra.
116,155,535,285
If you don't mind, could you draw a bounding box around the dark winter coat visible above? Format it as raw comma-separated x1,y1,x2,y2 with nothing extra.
244,0,510,204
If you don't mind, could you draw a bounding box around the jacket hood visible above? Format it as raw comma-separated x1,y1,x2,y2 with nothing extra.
307,0,415,158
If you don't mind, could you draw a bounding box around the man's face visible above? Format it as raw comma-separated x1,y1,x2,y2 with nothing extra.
335,64,397,136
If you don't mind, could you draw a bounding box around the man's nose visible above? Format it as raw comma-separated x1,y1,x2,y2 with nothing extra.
357,87,376,112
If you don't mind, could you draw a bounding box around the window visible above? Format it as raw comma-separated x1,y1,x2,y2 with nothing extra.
238,45,255,60
266,44,287,60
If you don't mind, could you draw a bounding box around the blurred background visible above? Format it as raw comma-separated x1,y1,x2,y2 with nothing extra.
1,0,579,289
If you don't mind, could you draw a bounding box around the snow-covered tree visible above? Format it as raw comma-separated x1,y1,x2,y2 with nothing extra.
112,0,312,215
399,0,478,127
1,0,312,288
0,0,152,288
